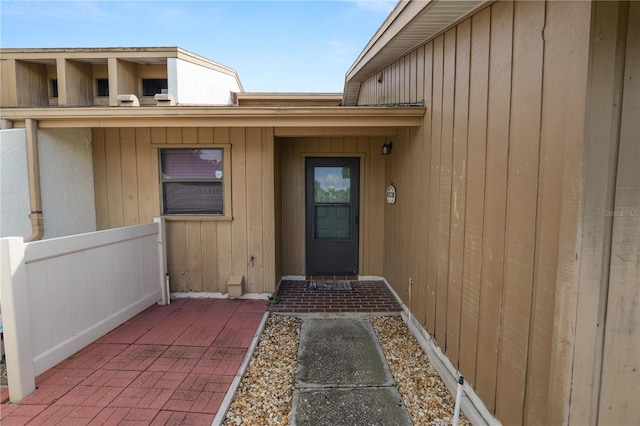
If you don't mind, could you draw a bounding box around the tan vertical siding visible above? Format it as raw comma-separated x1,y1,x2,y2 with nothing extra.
216,222,232,291
408,125,422,317
262,128,277,291
167,220,187,290
546,2,639,425
525,0,574,423
120,128,140,226
477,2,513,412
598,4,639,423
446,18,470,369
26,61,48,106
559,2,629,425
200,222,217,291
181,128,198,144
135,128,156,222
150,128,166,144
368,138,386,276
280,138,305,274
104,128,125,229
416,42,433,328
495,2,545,423
197,127,213,143
426,35,443,333
166,128,182,144
5,60,49,107
246,128,264,292
458,6,490,389
435,28,456,345
274,135,283,282
92,126,277,294
62,60,92,106
116,59,137,97
230,128,249,290
92,128,108,230
365,1,595,423
1,60,18,106
185,221,203,290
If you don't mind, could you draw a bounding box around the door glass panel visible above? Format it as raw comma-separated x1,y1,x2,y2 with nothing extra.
314,167,351,203
313,166,352,240
315,205,350,239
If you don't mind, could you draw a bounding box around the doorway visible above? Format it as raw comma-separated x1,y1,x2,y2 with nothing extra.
305,157,360,274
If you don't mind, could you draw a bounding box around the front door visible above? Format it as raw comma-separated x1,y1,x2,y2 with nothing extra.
305,157,360,274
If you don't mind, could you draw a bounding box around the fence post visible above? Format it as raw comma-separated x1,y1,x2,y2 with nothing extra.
154,217,169,305
0,237,36,402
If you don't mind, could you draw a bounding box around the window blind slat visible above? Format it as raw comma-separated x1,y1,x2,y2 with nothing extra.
161,149,223,180
163,182,223,214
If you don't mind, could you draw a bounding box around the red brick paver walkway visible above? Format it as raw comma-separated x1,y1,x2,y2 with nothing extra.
0,298,267,425
269,280,402,313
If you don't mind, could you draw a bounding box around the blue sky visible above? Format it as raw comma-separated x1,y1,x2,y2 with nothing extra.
0,0,397,92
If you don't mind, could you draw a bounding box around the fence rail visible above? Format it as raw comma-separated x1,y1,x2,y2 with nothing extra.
0,219,167,402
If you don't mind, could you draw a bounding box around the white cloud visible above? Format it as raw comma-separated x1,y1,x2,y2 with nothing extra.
318,169,351,191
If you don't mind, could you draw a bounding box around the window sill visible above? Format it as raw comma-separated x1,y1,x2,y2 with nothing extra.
163,215,232,222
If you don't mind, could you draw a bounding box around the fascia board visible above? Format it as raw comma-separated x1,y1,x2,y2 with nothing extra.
346,1,489,82
0,106,425,128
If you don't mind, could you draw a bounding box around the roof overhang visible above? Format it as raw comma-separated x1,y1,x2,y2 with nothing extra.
0,106,425,129
343,0,490,105
235,92,343,106
0,46,242,87
1,46,227,67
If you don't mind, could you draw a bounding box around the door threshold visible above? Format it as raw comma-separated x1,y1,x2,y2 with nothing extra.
306,274,358,281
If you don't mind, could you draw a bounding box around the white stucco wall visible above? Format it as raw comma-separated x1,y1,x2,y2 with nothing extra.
0,128,96,239
0,129,32,238
168,58,241,105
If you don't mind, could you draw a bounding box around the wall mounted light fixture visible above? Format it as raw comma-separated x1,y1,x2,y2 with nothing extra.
381,141,393,155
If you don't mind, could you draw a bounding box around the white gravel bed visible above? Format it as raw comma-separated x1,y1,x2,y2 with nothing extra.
223,313,469,425
223,314,302,426
371,316,471,426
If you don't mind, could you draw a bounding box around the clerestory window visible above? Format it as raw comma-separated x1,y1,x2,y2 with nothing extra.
96,79,109,97
143,78,168,96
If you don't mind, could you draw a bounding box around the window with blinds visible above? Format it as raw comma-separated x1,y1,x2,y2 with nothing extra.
160,149,224,215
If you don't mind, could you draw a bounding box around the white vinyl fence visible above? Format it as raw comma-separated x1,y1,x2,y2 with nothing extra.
0,219,167,402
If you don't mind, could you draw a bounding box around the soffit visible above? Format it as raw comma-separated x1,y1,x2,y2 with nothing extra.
9,57,166,65
343,0,489,105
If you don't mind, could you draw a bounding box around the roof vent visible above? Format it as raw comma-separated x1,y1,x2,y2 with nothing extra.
154,93,176,106
117,94,140,107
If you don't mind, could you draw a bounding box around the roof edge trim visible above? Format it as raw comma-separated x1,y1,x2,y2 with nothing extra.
0,106,425,129
343,0,491,105
345,0,425,80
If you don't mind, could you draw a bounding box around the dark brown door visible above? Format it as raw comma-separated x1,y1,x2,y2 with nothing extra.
305,157,360,274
